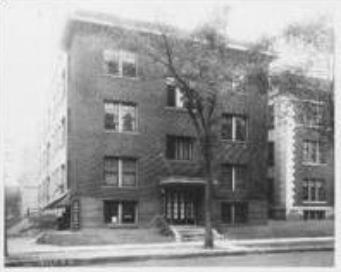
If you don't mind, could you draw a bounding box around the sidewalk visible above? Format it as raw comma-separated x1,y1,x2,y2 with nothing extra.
6,236,334,267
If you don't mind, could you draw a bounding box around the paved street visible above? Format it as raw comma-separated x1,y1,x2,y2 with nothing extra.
94,251,334,267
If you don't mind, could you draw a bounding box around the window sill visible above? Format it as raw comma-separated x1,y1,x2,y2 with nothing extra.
101,73,139,81
107,223,138,228
302,162,327,166
220,139,248,144
164,106,188,112
101,185,138,189
105,130,140,135
297,124,324,129
167,159,197,163
302,201,328,204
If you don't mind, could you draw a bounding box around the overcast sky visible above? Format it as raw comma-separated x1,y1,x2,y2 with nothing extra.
1,0,335,186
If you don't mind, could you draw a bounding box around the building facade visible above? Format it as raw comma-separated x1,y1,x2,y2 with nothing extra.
267,75,334,220
39,12,271,229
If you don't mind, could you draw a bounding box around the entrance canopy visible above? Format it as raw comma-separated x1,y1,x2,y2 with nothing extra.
160,176,206,186
44,193,70,210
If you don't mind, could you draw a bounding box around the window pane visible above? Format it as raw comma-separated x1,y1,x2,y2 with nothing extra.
221,165,233,190
121,51,137,77
235,165,247,190
167,136,193,160
221,202,232,223
105,173,118,185
302,181,309,201
303,141,319,163
166,136,175,159
103,50,119,75
303,141,309,162
304,103,323,126
122,61,137,77
235,116,247,141
104,102,119,130
122,202,136,223
175,88,184,108
311,142,317,162
103,201,119,223
104,158,118,185
310,185,316,201
104,157,118,171
166,85,176,107
235,202,248,223
122,159,137,187
221,115,233,140
317,180,326,201
122,174,136,187
121,104,136,131
319,142,326,163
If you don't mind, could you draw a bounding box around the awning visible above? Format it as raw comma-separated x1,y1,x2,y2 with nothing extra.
160,176,206,186
44,193,70,210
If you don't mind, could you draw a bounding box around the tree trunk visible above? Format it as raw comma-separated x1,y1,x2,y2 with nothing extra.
203,138,214,249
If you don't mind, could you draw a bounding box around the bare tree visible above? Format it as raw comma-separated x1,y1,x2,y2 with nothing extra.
134,20,270,247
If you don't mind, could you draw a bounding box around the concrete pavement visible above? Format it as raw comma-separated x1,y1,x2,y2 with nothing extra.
6,236,334,267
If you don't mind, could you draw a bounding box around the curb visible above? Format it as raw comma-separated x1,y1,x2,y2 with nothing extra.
5,244,334,267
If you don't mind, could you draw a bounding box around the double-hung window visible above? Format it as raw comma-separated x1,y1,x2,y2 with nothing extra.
104,101,137,132
303,140,325,164
103,200,137,224
103,50,137,78
221,114,247,141
302,101,323,127
166,77,185,108
220,164,247,191
166,135,194,160
104,157,137,187
302,179,326,202
221,202,248,224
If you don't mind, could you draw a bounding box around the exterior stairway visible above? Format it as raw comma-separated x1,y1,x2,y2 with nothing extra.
170,225,223,242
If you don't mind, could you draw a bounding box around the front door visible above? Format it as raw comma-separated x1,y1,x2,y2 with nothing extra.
165,188,198,224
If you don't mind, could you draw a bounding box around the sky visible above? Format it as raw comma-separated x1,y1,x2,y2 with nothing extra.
1,0,335,186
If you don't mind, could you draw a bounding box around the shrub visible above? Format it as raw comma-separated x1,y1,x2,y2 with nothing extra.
150,215,173,236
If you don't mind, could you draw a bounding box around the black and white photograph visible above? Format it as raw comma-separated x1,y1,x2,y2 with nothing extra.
1,0,338,269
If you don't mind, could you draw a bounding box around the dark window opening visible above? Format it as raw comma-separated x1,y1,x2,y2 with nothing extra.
103,201,137,224
104,157,119,186
122,159,137,187
122,201,136,223
166,135,194,160
221,202,248,224
122,61,137,77
103,201,119,223
268,142,275,166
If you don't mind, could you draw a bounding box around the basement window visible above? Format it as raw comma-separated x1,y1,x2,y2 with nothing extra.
103,200,137,224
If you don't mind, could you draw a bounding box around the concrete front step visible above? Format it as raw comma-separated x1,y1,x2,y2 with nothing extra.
170,225,223,242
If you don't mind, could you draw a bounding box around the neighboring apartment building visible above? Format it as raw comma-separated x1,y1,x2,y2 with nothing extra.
38,11,272,229
267,74,334,220
21,185,39,215
38,52,68,215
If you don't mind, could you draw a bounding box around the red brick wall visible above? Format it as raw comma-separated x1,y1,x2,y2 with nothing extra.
66,22,269,227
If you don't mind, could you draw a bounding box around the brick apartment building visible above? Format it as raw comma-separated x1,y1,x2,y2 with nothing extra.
39,12,272,229
267,74,334,220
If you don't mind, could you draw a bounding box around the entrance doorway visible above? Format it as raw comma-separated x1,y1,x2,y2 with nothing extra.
164,188,201,225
